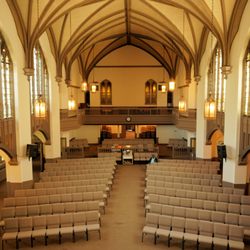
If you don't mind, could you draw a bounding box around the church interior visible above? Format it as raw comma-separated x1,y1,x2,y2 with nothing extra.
0,0,250,249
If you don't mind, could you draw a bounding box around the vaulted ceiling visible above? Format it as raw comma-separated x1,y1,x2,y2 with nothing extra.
6,0,248,83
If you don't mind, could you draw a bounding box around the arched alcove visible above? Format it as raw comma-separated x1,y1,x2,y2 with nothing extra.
208,129,224,159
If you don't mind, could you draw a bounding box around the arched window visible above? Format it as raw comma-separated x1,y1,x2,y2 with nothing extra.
30,44,49,117
208,46,226,112
145,79,157,105
242,44,250,116
0,33,16,154
240,42,250,154
100,80,112,105
0,34,14,119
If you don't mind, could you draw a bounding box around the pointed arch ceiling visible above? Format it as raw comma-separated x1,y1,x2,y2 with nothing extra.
6,0,248,82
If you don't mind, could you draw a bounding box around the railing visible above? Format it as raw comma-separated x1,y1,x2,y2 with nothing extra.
84,107,174,116
82,107,176,125
60,107,196,131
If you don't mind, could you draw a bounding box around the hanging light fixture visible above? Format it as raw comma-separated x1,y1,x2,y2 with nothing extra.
159,45,167,92
179,95,187,113
169,79,175,92
35,95,46,118
68,86,76,110
81,80,88,92
204,0,216,120
34,0,46,118
178,10,187,113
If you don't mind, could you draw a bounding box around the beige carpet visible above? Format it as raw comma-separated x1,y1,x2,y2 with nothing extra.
1,165,250,250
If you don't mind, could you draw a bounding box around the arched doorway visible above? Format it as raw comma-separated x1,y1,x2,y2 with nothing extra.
208,129,224,159
32,130,47,172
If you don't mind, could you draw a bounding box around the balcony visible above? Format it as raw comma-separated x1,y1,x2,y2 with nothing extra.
82,107,176,125
60,107,196,131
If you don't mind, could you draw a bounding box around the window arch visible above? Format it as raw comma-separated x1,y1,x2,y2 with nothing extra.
0,34,14,119
145,79,157,105
240,42,250,154
100,79,112,105
30,44,49,117
0,32,16,154
208,46,226,112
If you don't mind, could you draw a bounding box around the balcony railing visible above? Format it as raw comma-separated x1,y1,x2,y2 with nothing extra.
60,107,196,131
83,107,176,125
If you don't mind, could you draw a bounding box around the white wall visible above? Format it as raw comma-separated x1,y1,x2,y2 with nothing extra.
156,125,187,144
89,45,170,107
61,125,101,144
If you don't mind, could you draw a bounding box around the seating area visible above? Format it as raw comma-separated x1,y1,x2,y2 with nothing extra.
1,157,116,249
2,211,100,249
142,213,245,249
142,159,250,249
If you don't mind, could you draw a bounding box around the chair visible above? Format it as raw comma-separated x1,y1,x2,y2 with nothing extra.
241,205,250,215
2,218,18,249
228,203,241,214
64,202,76,213
228,225,244,249
213,222,229,248
27,196,38,206
196,191,207,200
162,205,174,216
229,194,241,204
17,217,33,247
180,198,192,208
15,197,27,207
218,193,229,203
169,217,185,248
3,197,15,207
198,220,213,249
49,194,61,204
211,211,225,223
52,203,64,214
173,207,186,218
149,203,161,214
27,205,40,217
155,215,171,244
186,208,198,219
15,206,27,217
1,207,15,220
198,210,211,221
191,199,203,209
86,211,101,240
183,219,199,249
203,200,215,211
31,215,47,246
59,213,74,243
239,215,250,238
225,213,239,225
45,214,60,245
73,212,87,241
38,195,49,205
40,204,52,215
142,213,158,244
215,202,228,212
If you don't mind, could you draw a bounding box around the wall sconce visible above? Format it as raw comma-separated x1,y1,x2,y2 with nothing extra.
91,84,99,93
161,85,167,93
169,79,175,92
35,95,46,118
